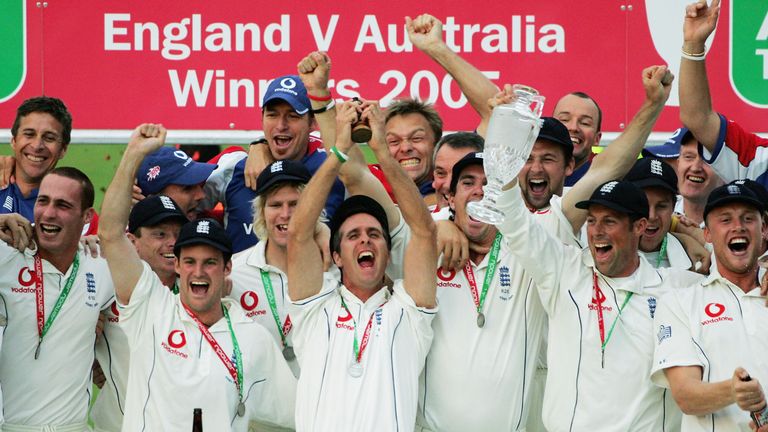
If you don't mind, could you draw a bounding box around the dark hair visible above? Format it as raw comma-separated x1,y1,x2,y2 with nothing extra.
433,132,484,162
385,98,443,142
45,167,94,210
566,92,603,133
11,96,73,147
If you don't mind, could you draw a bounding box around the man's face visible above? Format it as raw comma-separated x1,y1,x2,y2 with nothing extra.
130,221,183,281
553,94,601,163
586,205,645,277
640,187,675,253
262,184,301,249
11,112,67,184
34,174,91,256
705,203,766,277
518,140,574,210
160,183,205,220
386,113,437,186
432,145,473,209
262,101,312,161
676,140,722,203
175,244,231,316
448,164,497,247
332,213,390,291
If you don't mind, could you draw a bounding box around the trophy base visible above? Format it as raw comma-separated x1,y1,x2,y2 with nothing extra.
467,201,505,225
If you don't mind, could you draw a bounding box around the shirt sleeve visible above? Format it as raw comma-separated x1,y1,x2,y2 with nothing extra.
117,261,172,345
202,151,247,210
391,279,437,358
700,114,768,185
385,214,409,281
286,273,339,350
650,289,704,388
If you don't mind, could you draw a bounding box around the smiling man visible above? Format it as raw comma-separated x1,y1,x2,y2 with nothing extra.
652,182,768,431
100,124,295,431
0,167,114,431
2,97,71,221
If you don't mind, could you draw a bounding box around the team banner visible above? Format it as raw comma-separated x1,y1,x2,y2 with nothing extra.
0,0,765,135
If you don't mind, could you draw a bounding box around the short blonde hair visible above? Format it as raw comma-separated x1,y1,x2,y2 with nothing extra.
251,182,306,240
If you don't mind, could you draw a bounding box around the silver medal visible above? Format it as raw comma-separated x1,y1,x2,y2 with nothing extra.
348,362,363,378
282,346,295,361
237,401,245,417
476,313,486,328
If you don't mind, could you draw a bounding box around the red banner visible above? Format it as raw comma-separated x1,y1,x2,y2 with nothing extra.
1,0,765,135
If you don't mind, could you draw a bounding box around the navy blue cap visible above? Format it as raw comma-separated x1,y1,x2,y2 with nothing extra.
704,182,766,220
537,117,573,159
128,195,188,234
262,75,310,115
137,147,216,196
450,152,484,193
576,180,650,219
174,218,233,258
642,127,693,159
254,160,312,197
625,157,678,195
328,195,391,252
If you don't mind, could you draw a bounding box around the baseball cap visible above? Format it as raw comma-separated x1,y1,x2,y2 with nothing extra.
262,75,310,115
128,195,188,234
730,179,768,206
641,127,692,159
624,157,678,195
704,182,766,220
537,117,573,159
576,180,650,219
254,160,312,197
328,195,391,252
173,218,233,258
137,147,217,196
450,152,484,193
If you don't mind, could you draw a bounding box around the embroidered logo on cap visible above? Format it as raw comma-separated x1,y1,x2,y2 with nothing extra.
727,185,741,195
271,161,284,173
650,159,663,176
159,196,177,210
147,166,161,181
196,220,210,234
599,181,618,194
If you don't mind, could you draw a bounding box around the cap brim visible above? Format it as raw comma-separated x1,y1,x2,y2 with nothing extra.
575,198,644,217
254,173,310,197
172,162,217,187
263,94,309,115
630,178,677,195
174,237,231,256
538,134,573,152
450,157,484,192
136,211,188,231
705,196,765,219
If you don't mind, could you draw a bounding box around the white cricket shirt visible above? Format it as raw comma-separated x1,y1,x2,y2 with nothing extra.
91,299,130,432
288,274,436,431
652,266,768,431
118,262,296,431
0,243,114,426
497,186,703,431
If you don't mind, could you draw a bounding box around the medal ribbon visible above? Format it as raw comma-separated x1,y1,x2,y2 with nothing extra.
172,280,179,295
462,233,502,317
182,303,243,406
339,296,388,363
592,272,634,366
35,253,80,358
259,270,292,347
655,235,668,268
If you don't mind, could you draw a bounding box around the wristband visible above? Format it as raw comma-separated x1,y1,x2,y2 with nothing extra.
681,48,706,61
249,138,268,146
307,92,332,102
311,98,336,114
330,146,349,163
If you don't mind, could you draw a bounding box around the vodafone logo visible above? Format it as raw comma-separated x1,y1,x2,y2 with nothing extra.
592,289,607,305
436,268,456,281
336,307,354,330
111,301,120,316
705,303,725,318
18,267,35,287
240,291,259,311
338,308,353,322
167,330,187,348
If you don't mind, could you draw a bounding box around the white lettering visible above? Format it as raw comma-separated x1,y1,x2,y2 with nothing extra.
104,13,131,50
162,18,191,60
235,23,261,51
355,15,386,52
264,15,290,52
243,223,253,235
205,23,232,52
758,10,768,40
168,70,214,107
539,24,565,53
757,49,768,79
307,14,339,51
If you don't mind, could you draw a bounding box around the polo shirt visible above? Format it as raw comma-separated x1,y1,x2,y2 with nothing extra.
91,300,130,432
497,186,703,431
417,195,578,432
652,266,768,431
203,136,345,253
118,262,296,431
699,114,768,187
640,233,693,270
288,275,436,431
0,184,37,221
0,244,114,427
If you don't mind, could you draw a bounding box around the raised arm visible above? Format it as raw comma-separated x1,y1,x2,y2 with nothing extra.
562,65,673,232
99,124,167,304
407,13,499,136
297,51,337,154
679,0,722,151
287,128,349,302
367,102,437,308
